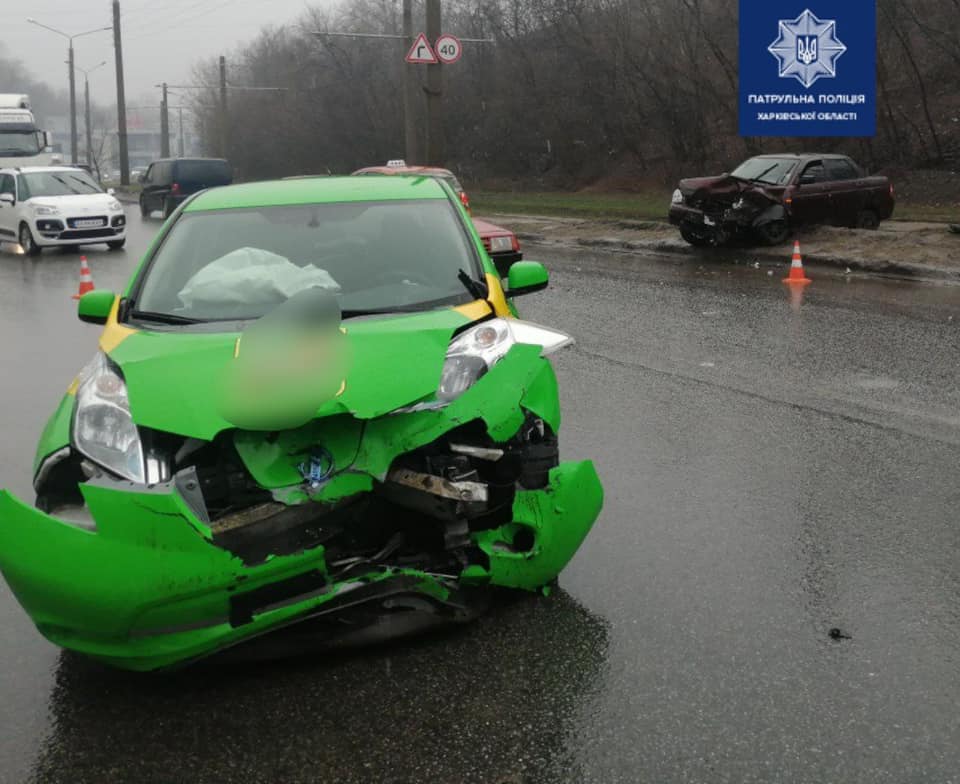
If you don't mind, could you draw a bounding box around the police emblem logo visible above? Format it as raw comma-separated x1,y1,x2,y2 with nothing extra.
768,9,847,88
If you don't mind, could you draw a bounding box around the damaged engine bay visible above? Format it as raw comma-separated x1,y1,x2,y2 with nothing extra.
670,174,792,247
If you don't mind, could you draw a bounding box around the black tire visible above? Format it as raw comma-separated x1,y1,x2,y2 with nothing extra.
163,198,175,219
856,209,880,230
107,238,126,250
18,222,41,256
680,226,715,247
139,195,150,218
755,219,791,246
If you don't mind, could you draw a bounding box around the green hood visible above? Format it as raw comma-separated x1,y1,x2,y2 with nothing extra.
109,308,477,440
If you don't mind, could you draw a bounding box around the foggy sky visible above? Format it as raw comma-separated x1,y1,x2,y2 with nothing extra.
6,0,330,106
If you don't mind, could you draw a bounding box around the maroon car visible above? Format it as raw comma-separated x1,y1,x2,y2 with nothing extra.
669,154,895,246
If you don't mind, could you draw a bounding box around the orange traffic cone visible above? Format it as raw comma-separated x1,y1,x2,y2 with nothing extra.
72,256,95,300
783,240,811,285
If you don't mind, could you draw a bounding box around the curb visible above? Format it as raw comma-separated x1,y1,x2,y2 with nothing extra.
512,230,960,284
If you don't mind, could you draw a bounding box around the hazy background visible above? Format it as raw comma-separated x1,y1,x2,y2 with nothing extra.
5,0,325,104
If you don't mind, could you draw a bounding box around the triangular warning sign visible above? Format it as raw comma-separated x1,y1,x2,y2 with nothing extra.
405,32,438,64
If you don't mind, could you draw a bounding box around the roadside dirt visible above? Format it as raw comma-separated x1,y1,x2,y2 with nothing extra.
480,214,960,282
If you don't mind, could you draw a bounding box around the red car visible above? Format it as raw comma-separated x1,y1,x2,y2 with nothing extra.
352,161,522,276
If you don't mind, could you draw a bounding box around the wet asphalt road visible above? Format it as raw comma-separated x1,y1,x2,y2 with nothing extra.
1,210,960,783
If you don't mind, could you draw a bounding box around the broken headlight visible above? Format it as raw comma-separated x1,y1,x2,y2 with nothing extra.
438,318,573,402
71,352,145,483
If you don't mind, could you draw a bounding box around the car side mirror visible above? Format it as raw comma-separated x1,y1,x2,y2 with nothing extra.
78,290,116,325
799,174,816,186
0,193,14,205
505,261,549,297
106,187,116,196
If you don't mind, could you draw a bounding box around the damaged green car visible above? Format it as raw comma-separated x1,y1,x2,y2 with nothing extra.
0,176,602,671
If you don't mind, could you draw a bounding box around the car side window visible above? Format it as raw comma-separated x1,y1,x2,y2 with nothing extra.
143,165,154,184
824,159,859,181
0,174,14,199
800,162,826,184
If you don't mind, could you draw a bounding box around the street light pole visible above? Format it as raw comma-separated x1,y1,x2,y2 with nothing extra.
68,43,77,162
76,62,107,170
26,18,111,165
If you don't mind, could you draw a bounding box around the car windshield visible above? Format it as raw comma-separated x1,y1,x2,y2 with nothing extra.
0,131,41,155
21,170,102,197
133,199,481,322
730,157,798,185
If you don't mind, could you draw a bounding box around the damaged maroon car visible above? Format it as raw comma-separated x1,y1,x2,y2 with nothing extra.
669,154,895,247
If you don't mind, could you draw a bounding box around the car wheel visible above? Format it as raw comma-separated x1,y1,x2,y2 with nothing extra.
163,198,175,219
18,222,41,256
856,209,880,230
107,239,126,250
755,220,791,246
679,226,715,247
139,195,150,218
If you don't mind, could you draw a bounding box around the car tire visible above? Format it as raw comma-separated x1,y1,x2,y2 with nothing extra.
163,198,175,219
18,222,41,256
755,220,791,246
139,195,150,218
107,239,126,250
856,210,880,230
680,226,715,247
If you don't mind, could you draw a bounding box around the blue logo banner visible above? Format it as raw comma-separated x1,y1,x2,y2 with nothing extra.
739,0,876,137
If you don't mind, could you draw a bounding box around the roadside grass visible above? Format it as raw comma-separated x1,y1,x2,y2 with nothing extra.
471,191,670,221
471,189,957,224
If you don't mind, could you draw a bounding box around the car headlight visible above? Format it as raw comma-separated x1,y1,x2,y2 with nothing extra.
71,352,145,483
671,189,684,205
438,318,573,402
33,205,60,216
488,235,514,253
108,199,123,212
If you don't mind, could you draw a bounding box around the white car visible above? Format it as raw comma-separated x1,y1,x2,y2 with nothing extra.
0,166,126,255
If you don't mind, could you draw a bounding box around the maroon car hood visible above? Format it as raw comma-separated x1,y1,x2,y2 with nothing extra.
679,174,783,204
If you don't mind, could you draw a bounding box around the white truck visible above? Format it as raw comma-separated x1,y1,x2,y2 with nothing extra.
0,94,60,168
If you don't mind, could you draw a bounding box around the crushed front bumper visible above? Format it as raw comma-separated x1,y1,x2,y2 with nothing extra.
0,459,600,671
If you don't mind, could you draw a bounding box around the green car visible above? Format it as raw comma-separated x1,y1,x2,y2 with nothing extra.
0,176,603,671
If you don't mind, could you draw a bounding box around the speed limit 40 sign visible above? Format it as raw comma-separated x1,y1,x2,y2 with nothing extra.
434,34,462,64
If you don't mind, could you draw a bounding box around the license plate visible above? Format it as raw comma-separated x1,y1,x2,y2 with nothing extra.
74,219,105,228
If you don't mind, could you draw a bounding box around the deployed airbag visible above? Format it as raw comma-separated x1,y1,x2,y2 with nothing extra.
178,247,340,308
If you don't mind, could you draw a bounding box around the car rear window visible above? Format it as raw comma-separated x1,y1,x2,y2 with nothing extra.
173,160,232,187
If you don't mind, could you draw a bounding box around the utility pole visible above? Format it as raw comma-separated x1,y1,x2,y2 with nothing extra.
113,0,130,185
425,0,444,166
219,56,228,158
160,82,170,157
402,0,418,163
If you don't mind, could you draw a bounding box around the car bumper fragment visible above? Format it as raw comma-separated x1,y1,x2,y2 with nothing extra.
0,349,601,671
0,454,600,670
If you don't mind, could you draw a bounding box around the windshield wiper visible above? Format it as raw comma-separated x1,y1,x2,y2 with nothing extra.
458,268,489,301
129,309,204,325
749,164,779,184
